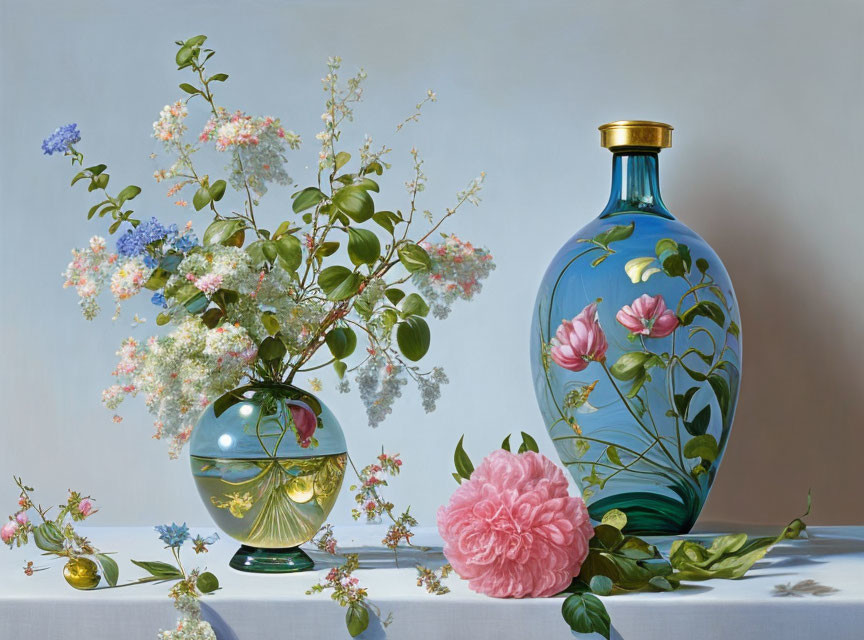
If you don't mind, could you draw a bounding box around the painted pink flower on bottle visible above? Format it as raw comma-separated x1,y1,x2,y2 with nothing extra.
616,294,679,338
550,302,608,371
288,402,318,448
437,449,594,598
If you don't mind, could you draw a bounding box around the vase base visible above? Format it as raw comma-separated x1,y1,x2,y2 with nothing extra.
229,545,314,573
587,492,699,535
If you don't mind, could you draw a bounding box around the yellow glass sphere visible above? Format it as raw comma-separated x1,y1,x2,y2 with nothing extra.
63,557,101,590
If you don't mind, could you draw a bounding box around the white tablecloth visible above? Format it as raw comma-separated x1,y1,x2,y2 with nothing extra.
1,525,861,640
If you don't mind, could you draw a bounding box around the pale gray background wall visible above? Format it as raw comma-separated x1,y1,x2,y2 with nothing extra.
1,0,862,528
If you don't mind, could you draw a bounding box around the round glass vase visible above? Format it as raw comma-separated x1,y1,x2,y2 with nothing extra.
530,122,742,535
189,383,347,573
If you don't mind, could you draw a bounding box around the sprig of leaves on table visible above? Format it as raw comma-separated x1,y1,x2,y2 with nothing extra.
561,496,811,638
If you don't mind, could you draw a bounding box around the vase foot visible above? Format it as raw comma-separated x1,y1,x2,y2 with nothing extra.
587,492,700,535
229,545,314,573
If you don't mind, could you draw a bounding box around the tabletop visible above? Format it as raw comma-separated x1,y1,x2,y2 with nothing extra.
1,525,861,640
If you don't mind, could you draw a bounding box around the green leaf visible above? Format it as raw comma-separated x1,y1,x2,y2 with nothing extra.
683,434,719,462
208,73,228,83
212,386,253,418
258,336,287,362
680,300,726,328
175,46,193,66
33,522,64,553
197,571,219,593
501,435,511,451
372,210,401,234
649,576,674,591
94,554,119,587
683,404,711,436
589,575,613,596
144,268,171,291
116,185,141,204
609,352,652,381
201,308,224,329
209,180,227,201
333,185,374,222
292,187,326,213
203,219,245,246
728,321,741,339
520,431,540,453
396,316,430,361
589,222,635,249
397,243,432,273
156,313,171,326
400,292,429,318
325,327,357,359
178,83,200,95
454,435,474,480
708,374,731,420
345,601,369,638
606,446,622,466
185,34,207,47
333,360,347,379
334,151,351,171
696,257,710,274
314,241,340,257
318,266,362,301
561,593,611,639
260,312,280,335
656,238,692,277
131,560,184,579
347,228,381,266
384,288,405,305
193,186,211,211
183,292,209,314
275,235,303,271
601,509,628,530
246,240,270,267
262,241,278,263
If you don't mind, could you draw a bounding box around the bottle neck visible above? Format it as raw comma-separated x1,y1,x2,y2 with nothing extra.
599,151,673,219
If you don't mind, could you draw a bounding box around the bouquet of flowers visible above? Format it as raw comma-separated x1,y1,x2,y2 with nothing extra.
48,35,495,457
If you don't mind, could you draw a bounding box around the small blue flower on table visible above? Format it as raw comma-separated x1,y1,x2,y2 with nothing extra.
155,522,190,548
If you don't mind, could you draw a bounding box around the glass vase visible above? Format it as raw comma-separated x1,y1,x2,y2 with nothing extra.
530,121,741,534
189,383,347,572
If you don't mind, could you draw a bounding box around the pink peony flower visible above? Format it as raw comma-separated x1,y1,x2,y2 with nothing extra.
616,294,679,338
288,401,318,448
437,450,594,598
14,512,28,526
1,520,18,544
78,499,94,517
550,303,608,372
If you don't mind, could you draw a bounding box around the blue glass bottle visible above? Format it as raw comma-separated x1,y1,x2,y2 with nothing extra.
530,122,741,534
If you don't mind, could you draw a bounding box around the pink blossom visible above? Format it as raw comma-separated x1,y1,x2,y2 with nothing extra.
194,273,223,294
78,499,94,517
550,303,608,372
437,450,594,598
616,294,679,338
288,402,318,448
1,521,18,544
14,512,28,526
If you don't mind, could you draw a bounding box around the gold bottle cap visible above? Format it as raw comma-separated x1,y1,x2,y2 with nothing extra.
599,120,673,151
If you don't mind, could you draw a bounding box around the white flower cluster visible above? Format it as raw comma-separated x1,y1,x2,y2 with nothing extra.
413,235,496,319
109,257,151,318
355,355,407,428
105,316,256,458
417,367,449,413
157,596,216,640
61,236,117,320
178,246,258,294
153,101,189,145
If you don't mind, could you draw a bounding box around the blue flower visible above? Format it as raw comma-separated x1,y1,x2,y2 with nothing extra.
151,292,167,307
155,522,190,547
143,254,159,269
173,234,199,253
116,218,172,257
42,123,81,156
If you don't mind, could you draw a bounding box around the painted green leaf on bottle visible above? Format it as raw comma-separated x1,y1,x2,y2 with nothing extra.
680,300,725,328
683,404,711,436
682,434,719,462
